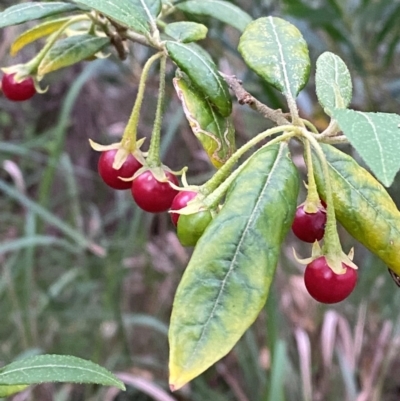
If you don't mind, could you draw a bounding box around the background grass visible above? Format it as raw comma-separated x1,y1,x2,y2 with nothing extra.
1,0,400,400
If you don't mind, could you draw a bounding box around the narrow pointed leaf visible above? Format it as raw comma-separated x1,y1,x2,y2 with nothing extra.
0,355,125,390
166,41,232,117
169,143,299,390
316,52,352,114
72,0,159,34
0,385,28,397
332,109,400,186
11,18,71,56
238,16,310,97
165,22,208,43
176,0,252,32
173,74,235,168
312,144,400,275
38,34,110,76
0,2,79,28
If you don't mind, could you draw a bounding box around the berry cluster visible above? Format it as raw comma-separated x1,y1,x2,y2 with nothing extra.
98,149,178,213
98,150,211,247
291,201,357,304
3,65,357,305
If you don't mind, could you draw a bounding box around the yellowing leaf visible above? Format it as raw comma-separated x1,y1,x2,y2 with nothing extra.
11,17,71,56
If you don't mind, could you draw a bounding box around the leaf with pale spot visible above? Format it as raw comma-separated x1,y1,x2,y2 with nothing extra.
316,52,352,114
238,16,310,98
332,109,400,187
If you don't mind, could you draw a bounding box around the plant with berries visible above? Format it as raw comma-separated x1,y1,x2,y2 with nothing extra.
2,0,400,396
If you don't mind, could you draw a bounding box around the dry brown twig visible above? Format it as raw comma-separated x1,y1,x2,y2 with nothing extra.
220,73,290,126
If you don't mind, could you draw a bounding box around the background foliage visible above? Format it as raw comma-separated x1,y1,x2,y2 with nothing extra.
1,0,400,400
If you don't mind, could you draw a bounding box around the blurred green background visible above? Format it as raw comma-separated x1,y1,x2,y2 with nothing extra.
1,0,400,400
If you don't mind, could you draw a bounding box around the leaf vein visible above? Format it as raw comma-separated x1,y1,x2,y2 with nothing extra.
0,364,120,386
358,111,387,181
269,16,291,96
186,143,284,366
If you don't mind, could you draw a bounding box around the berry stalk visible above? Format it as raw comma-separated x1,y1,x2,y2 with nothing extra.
146,55,167,167
121,52,164,152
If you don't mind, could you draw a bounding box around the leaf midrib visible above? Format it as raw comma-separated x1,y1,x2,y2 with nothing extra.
0,364,120,386
185,143,285,368
328,159,400,237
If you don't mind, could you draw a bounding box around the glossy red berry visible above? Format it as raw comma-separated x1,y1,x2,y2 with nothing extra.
304,256,357,304
292,204,327,242
98,149,142,190
131,170,179,213
1,73,36,101
170,191,197,226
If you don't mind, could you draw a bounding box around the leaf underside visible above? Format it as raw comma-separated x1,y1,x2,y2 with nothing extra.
332,109,400,187
315,51,352,114
0,354,125,390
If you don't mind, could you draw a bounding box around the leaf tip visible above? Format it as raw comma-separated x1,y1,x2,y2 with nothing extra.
169,378,187,392
116,381,126,391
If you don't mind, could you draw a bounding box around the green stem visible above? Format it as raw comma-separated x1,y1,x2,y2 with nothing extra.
121,52,164,152
287,97,299,122
299,129,342,257
318,119,341,138
303,139,321,213
203,131,296,209
201,124,295,195
301,119,319,135
146,55,167,167
320,135,349,144
25,15,90,74
123,30,161,49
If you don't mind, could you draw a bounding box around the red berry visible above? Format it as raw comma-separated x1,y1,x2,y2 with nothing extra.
2,73,36,101
131,170,179,213
292,204,327,242
170,191,197,226
98,149,142,190
304,256,357,304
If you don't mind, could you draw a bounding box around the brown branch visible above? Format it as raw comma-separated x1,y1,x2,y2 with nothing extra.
221,73,290,126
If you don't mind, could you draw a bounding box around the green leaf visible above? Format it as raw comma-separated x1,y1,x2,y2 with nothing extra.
173,73,235,167
0,355,125,390
72,0,159,34
166,41,232,117
165,21,208,43
11,17,71,56
238,16,310,98
332,109,400,187
315,52,352,114
312,144,400,276
0,2,79,28
169,143,299,390
38,34,110,76
0,385,28,397
176,0,252,32
131,0,162,17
